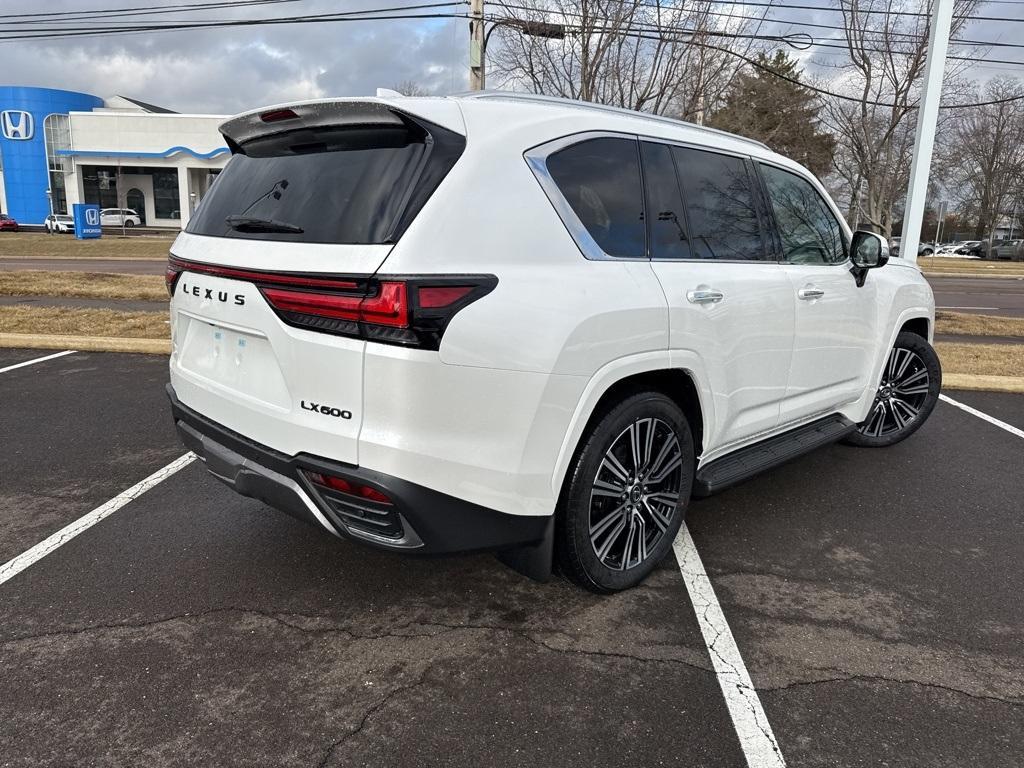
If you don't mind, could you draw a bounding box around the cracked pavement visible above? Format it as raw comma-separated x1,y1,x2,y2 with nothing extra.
1,350,1022,766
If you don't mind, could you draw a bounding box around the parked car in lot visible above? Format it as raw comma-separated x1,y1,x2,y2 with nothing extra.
44,214,75,233
891,237,935,257
990,239,1023,261
0,213,19,231
166,93,941,592
100,207,142,227
956,240,983,256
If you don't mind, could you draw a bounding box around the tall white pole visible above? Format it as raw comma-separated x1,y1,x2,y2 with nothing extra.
469,0,485,90
900,0,954,265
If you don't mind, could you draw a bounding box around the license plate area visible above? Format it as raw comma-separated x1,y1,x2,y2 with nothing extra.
177,312,291,410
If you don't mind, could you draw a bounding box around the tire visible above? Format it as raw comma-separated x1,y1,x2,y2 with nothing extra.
556,391,694,593
125,219,135,227
921,248,933,256
843,332,941,448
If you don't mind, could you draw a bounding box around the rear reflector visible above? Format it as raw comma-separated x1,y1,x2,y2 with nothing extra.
167,256,496,350
305,471,393,505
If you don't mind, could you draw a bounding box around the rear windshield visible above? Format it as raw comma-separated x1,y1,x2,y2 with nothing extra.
187,115,464,245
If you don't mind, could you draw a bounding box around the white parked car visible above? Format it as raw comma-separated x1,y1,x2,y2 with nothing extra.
44,214,75,233
166,93,940,592
100,207,141,227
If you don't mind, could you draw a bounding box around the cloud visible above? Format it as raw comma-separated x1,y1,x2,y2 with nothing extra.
2,0,468,114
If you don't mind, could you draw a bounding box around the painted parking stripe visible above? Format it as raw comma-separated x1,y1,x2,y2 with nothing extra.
0,453,196,587
674,525,786,768
0,349,75,374
939,394,1024,439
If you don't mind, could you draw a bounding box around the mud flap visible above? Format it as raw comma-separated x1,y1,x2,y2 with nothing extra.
495,515,554,582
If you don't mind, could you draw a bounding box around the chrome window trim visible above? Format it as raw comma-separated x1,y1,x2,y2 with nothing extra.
525,130,648,262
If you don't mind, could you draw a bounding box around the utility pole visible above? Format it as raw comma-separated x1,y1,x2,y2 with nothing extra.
469,0,485,91
899,0,953,264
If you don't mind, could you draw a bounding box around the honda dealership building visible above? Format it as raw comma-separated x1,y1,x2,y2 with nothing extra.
0,85,229,228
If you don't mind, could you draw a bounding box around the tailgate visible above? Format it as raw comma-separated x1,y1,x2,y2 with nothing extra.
169,233,391,465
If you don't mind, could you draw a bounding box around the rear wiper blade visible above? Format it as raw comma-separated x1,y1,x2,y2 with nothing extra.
225,215,303,234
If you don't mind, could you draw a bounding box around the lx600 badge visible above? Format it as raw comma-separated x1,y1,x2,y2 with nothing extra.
301,400,352,419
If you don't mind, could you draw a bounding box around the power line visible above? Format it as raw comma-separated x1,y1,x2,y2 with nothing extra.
492,4,1024,68
489,15,1024,108
3,0,303,20
0,3,471,42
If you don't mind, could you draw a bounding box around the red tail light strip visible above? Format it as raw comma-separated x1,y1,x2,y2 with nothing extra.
167,257,360,291
261,283,409,328
167,256,496,350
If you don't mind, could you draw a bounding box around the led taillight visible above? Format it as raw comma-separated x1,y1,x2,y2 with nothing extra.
165,263,183,297
166,258,496,350
261,281,409,328
305,471,393,505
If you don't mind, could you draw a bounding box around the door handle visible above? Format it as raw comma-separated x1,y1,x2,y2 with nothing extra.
686,288,724,304
798,287,825,300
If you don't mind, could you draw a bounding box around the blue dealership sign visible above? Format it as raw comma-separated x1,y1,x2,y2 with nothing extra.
73,203,102,239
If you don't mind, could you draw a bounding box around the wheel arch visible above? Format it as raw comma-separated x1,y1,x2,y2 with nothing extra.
550,353,711,498
899,316,930,341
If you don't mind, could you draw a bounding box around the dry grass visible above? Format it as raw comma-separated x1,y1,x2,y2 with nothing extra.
0,270,167,301
0,231,173,260
918,256,1024,276
936,342,1024,378
935,311,1024,338
0,306,169,338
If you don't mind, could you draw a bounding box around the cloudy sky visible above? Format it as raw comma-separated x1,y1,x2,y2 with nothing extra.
1,0,1021,115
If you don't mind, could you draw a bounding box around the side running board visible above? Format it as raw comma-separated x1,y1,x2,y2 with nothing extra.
693,414,856,497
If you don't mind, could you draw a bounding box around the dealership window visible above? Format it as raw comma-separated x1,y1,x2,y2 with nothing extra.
44,115,72,214
153,170,179,219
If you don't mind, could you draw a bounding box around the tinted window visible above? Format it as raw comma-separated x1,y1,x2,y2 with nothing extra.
672,147,764,260
546,137,645,258
760,164,846,264
188,120,464,244
640,141,691,259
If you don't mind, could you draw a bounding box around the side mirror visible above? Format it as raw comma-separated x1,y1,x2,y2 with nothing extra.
850,230,889,286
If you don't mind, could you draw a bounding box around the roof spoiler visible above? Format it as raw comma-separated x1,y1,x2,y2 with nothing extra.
219,100,409,152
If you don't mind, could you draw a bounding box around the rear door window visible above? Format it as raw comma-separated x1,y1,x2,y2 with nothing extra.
545,136,645,258
187,118,464,245
640,141,691,260
671,147,766,261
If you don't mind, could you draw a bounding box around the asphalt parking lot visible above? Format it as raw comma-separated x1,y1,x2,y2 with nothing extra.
1,349,1021,767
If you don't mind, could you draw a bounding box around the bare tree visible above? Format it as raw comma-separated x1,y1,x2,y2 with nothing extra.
391,79,431,97
822,0,978,237
488,0,765,118
940,77,1024,239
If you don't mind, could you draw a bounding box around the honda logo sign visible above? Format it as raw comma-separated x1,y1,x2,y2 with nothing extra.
1,110,34,141
85,208,100,227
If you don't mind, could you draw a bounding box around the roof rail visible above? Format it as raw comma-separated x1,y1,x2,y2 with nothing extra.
456,90,770,151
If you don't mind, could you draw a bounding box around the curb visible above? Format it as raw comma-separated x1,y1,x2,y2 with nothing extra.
943,373,1024,394
0,333,169,355
923,272,1024,280
0,255,168,262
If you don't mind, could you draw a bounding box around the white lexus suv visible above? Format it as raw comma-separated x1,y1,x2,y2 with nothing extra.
167,92,940,592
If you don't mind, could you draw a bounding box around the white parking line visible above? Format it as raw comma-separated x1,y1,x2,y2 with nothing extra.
0,349,75,374
936,306,999,311
674,525,786,768
0,453,196,587
939,394,1024,439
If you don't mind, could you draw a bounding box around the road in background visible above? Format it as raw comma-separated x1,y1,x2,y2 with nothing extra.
926,275,1024,317
0,258,166,274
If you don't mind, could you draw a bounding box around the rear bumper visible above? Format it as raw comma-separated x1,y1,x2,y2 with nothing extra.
167,384,551,556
